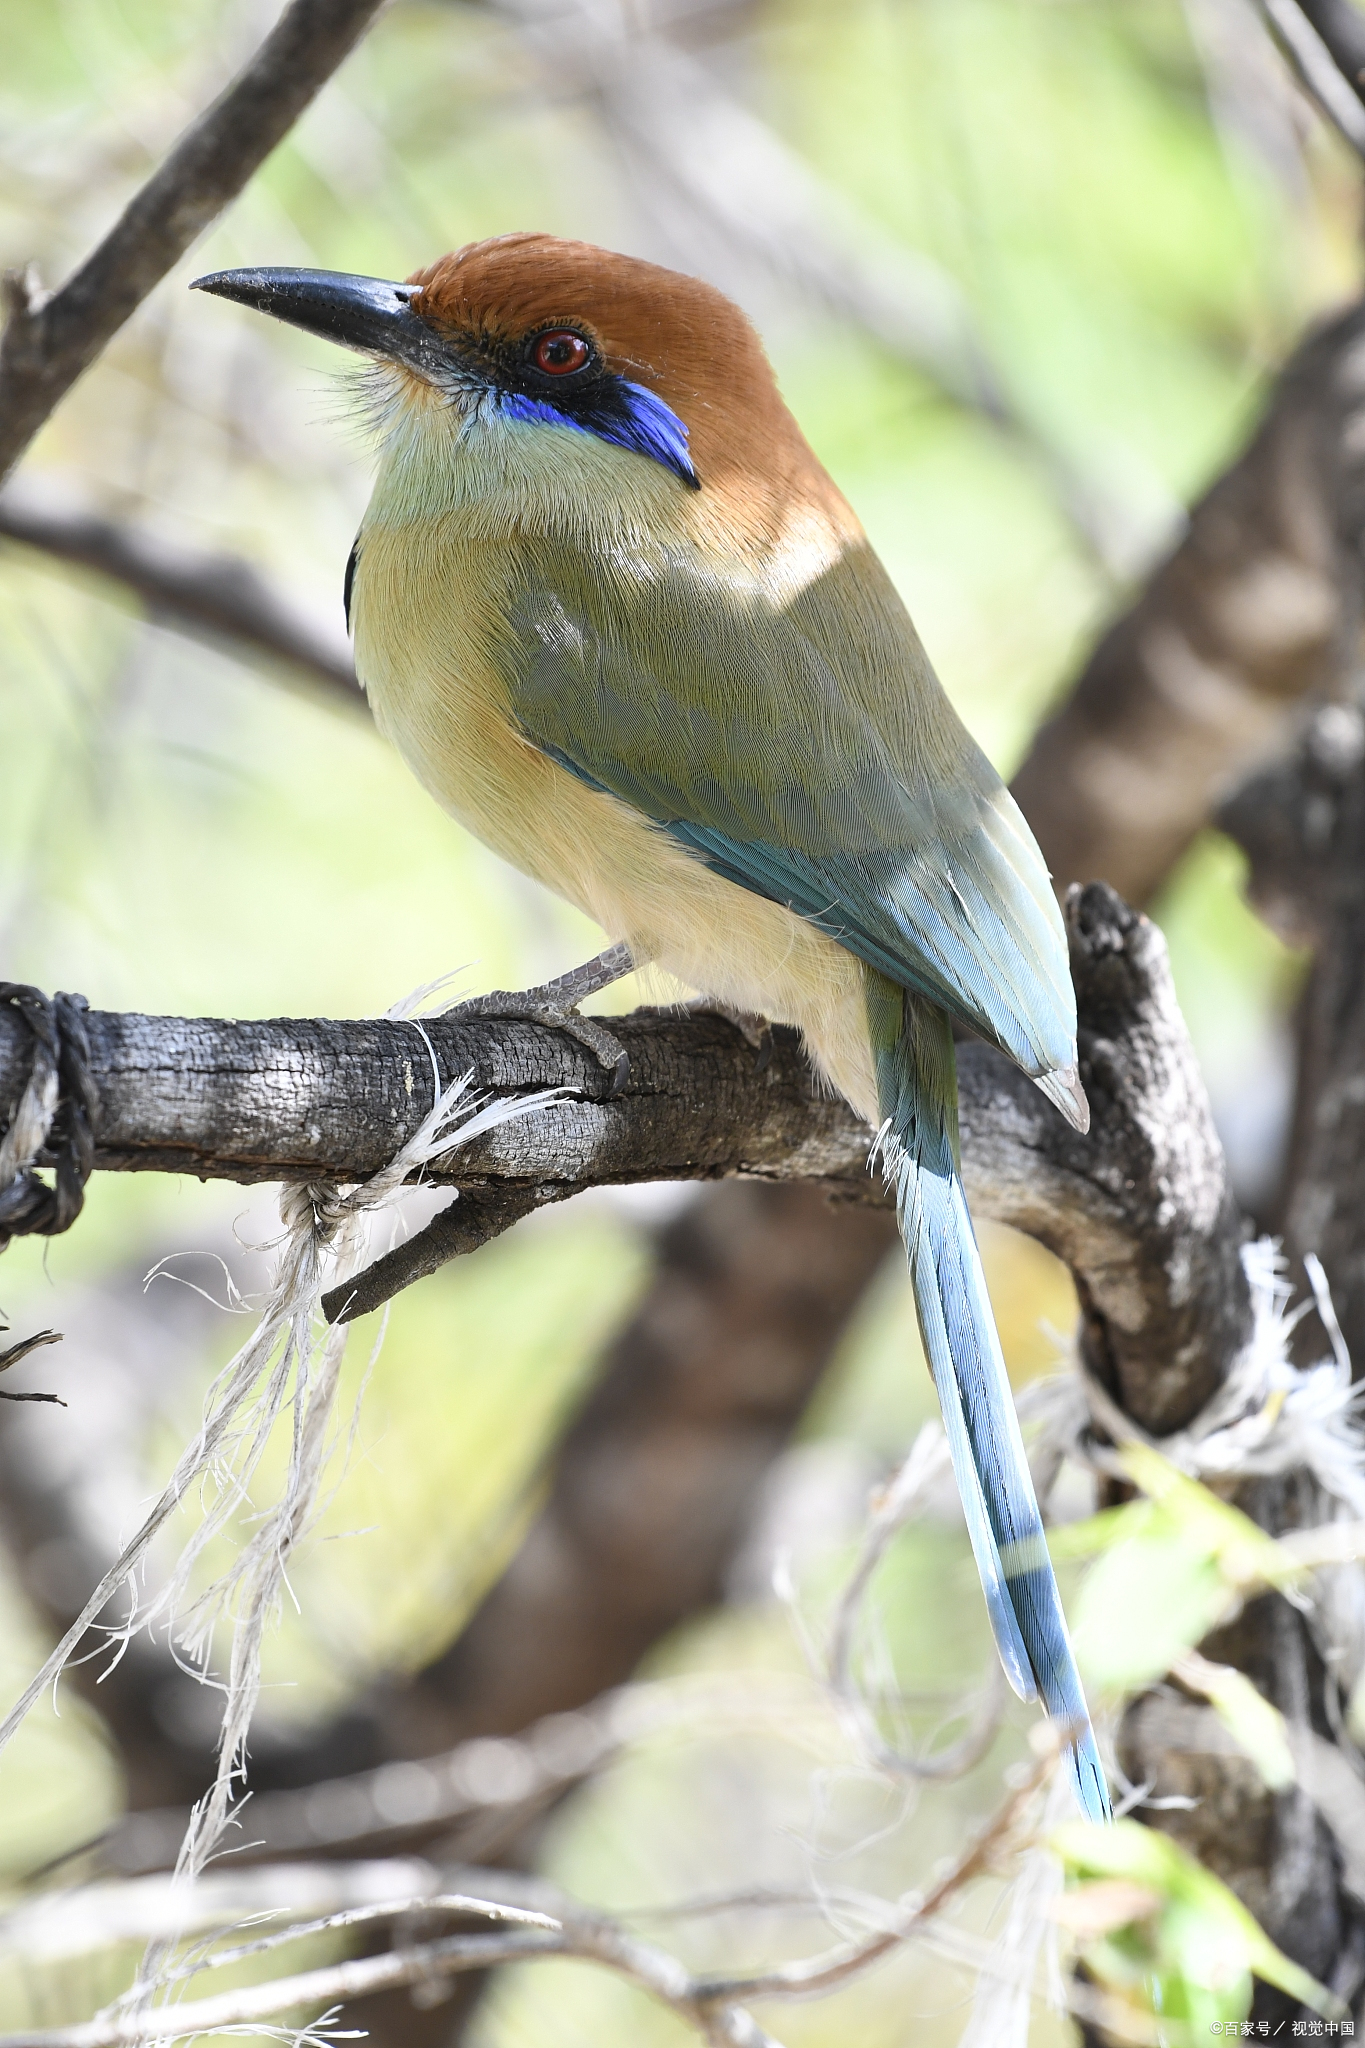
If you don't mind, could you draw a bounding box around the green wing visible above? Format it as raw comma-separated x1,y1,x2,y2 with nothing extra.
504,534,1074,1078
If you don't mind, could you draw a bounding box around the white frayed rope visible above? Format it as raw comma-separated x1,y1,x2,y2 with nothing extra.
0,1039,562,2029
1025,1239,1365,1509
1024,1237,1365,1700
953,1242,1365,2048
0,1036,58,1194
956,1767,1072,2048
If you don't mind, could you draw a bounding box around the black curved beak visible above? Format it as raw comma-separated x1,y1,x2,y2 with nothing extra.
190,267,446,378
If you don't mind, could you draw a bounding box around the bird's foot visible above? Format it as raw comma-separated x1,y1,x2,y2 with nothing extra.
683,997,775,1071
445,942,635,1091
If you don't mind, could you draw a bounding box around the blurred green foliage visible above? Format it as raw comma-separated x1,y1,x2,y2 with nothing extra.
1053,1816,1340,2037
1064,1442,1290,1694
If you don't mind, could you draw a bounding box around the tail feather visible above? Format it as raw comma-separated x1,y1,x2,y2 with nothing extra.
872,984,1110,1824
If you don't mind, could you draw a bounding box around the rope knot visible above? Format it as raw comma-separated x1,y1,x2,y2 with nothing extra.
277,1178,349,1251
0,984,98,1252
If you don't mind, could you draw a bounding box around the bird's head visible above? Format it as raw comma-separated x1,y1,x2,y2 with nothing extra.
192,233,821,508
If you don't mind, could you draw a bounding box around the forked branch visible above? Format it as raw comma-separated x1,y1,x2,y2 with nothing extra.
0,885,1248,1433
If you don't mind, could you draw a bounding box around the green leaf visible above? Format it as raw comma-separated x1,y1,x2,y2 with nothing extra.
1062,1445,1332,1694
1052,1818,1345,2029
1046,1501,1152,1561
1115,1444,1288,1592
1070,1528,1230,1690
1174,1652,1295,1792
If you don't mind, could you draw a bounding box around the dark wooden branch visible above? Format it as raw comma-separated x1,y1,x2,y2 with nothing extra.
1117,1534,1365,2033
960,887,1250,1436
1010,296,1365,904
0,0,388,483
1295,0,1365,99
1221,699,1365,1367
0,884,1249,1438
1073,712,1365,2041
0,1002,870,1193
0,478,362,707
1258,0,1365,153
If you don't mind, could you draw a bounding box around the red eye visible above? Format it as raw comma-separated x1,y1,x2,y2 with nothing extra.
533,329,590,375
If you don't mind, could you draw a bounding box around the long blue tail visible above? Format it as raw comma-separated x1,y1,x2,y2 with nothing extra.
871,981,1110,1823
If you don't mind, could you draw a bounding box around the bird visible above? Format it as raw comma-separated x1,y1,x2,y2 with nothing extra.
192,234,1110,1822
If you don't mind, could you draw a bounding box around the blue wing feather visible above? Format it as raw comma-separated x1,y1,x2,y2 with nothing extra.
666,819,1064,1076
507,543,1077,1080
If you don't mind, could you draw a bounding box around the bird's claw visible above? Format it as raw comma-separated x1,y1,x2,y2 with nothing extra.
444,943,635,1091
446,987,631,1093
683,997,775,1070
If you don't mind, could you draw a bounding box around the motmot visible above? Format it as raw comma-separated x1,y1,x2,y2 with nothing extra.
193,234,1110,1822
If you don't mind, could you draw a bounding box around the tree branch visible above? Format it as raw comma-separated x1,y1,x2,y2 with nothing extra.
0,884,1249,1434
0,477,362,706
968,886,1250,1435
0,1761,1054,2048
98,1685,642,1877
93,1677,828,1879
1294,0,1365,100
1079,708,1365,2036
1220,699,1365,1363
0,1887,784,2048
0,1002,866,1194
1010,295,1365,903
0,0,388,483
500,0,1153,577
1258,0,1365,153
684,1750,1051,2006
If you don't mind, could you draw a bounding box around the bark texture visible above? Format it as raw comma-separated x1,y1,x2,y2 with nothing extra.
1,885,1249,1817
0,888,1248,1439
1096,700,1365,2036
1117,1481,1365,2026
960,887,1249,1436
1224,700,1365,1368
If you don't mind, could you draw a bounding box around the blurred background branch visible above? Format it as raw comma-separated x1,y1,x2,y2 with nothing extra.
0,0,388,481
1011,294,1365,905
0,476,360,706
1296,0,1365,99
1260,0,1365,149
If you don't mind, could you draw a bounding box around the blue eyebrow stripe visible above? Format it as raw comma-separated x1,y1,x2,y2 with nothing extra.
499,380,698,489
